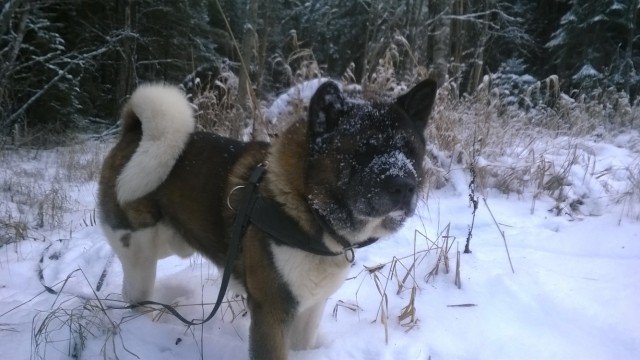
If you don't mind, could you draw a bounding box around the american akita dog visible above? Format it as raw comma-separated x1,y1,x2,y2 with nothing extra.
98,78,437,360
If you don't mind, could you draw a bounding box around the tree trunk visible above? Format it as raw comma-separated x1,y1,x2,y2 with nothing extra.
255,0,271,98
432,0,452,87
115,0,135,121
466,0,491,94
236,0,264,141
359,8,372,84
0,2,30,131
450,0,464,94
0,2,30,85
0,0,26,36
624,0,638,96
236,23,255,139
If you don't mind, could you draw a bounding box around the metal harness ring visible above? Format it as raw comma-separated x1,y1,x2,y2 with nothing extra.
227,162,268,211
344,247,355,263
227,185,246,211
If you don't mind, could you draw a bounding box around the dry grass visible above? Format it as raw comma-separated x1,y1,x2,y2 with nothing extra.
192,65,246,138
0,141,106,244
334,217,464,343
30,269,133,360
10,121,79,149
25,260,251,360
289,48,323,84
35,184,70,230
0,210,28,246
425,73,639,216
32,297,121,359
54,142,106,183
617,159,640,222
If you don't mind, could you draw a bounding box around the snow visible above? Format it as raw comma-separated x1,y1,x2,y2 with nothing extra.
267,78,333,124
1,133,640,360
266,79,363,126
610,0,626,11
573,64,603,82
587,14,609,24
368,150,417,178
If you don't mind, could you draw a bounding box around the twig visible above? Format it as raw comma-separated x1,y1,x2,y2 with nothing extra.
332,300,362,320
482,197,515,273
454,243,461,289
95,253,114,292
465,122,480,254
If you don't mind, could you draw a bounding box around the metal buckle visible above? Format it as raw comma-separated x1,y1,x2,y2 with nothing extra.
343,247,355,263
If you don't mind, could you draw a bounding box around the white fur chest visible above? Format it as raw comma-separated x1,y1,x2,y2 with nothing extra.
271,243,350,312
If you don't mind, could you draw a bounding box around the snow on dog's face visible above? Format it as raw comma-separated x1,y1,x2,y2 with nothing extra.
305,80,437,241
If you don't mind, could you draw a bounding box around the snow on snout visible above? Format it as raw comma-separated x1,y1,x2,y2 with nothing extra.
367,150,417,179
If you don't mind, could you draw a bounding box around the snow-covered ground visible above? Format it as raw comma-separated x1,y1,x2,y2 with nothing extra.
1,128,639,360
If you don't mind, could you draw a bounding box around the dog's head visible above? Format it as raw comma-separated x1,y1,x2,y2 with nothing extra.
305,79,437,243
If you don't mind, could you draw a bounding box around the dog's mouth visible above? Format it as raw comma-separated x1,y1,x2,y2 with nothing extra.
351,185,418,217
387,209,410,221
382,211,408,231
358,207,412,231
368,208,409,233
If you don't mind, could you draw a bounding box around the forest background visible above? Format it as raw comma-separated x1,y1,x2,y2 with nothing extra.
1,0,639,144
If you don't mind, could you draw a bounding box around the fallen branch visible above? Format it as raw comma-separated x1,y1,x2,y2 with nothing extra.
447,304,477,308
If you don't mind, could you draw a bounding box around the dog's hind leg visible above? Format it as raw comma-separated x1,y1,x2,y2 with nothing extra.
289,299,326,350
104,226,159,303
155,222,194,259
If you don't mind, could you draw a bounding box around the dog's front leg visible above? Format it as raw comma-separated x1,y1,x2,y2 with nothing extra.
243,233,297,359
289,299,326,350
248,299,293,360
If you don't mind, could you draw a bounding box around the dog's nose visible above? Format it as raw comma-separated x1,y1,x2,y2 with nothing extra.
385,176,416,210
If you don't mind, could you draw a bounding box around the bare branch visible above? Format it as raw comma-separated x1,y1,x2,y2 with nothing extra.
0,0,26,35
3,63,72,131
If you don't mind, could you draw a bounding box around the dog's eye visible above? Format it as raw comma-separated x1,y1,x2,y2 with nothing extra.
396,133,422,158
353,150,372,167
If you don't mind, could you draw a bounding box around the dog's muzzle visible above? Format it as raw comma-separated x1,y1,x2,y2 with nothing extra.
383,175,418,215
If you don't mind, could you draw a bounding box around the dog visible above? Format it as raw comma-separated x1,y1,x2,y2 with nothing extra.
98,78,437,359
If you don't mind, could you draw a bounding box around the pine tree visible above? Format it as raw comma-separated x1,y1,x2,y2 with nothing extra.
546,0,638,90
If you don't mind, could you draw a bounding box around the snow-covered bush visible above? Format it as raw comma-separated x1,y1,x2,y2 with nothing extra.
490,59,539,108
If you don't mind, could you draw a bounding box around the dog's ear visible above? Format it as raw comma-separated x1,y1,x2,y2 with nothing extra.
394,79,438,129
308,81,345,136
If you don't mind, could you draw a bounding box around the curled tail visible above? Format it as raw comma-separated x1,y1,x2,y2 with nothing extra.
116,83,195,204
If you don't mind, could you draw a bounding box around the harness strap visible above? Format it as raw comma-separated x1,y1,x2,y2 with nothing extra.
248,192,381,262
248,196,340,257
310,207,381,262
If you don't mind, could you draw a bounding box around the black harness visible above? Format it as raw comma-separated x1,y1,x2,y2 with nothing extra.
103,163,379,326
244,164,380,262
